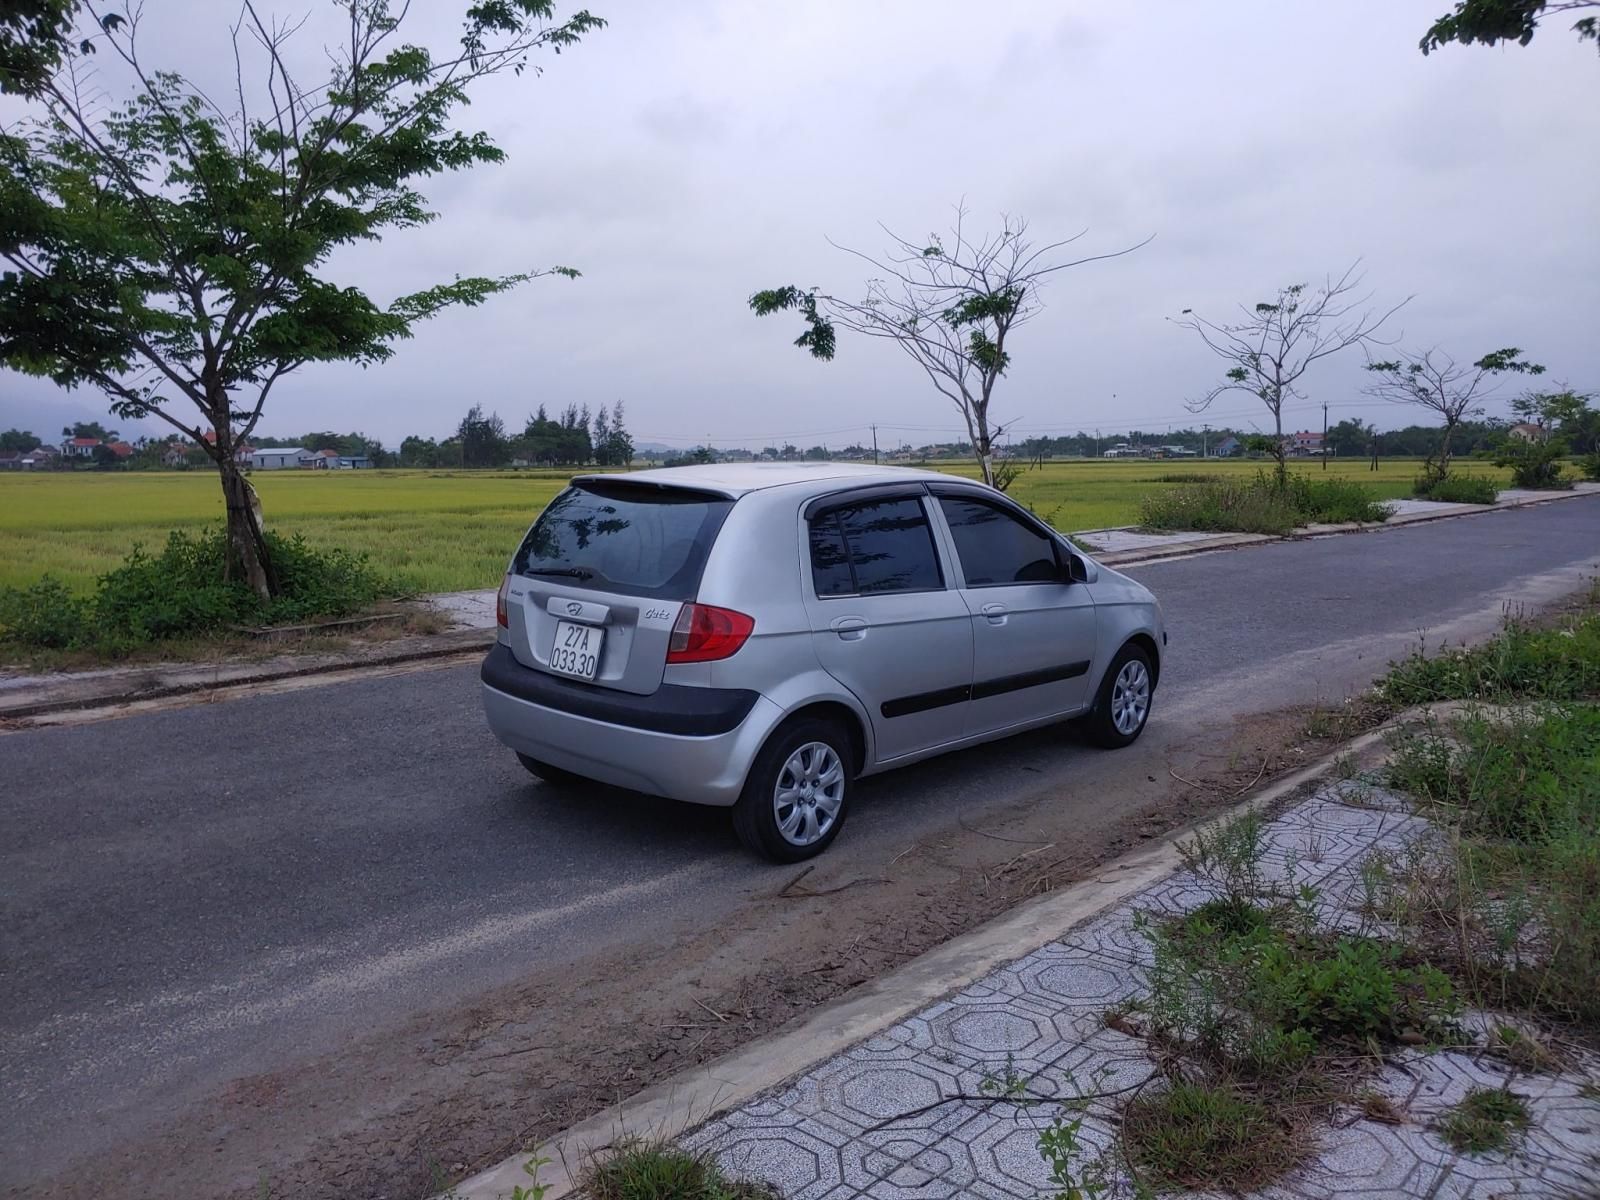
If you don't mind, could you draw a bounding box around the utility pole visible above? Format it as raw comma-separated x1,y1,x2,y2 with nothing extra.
1094,428,1100,459
1202,424,1209,458
1321,401,1329,471
870,424,879,465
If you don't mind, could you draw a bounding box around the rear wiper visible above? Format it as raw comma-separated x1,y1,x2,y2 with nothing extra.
524,567,594,580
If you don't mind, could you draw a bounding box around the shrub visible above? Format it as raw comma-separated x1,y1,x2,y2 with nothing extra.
1491,438,1570,489
1281,474,1392,524
0,577,90,648
1413,473,1498,504
1138,477,1301,535
1139,471,1389,534
1583,451,1600,482
0,528,389,653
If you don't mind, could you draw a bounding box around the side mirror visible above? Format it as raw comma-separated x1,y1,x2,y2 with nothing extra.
1058,545,1097,584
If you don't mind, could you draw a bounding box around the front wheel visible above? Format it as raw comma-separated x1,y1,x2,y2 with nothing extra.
733,718,853,862
1081,643,1155,749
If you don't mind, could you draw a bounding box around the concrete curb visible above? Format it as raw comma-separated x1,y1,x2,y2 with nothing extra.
448,726,1397,1200
0,627,493,720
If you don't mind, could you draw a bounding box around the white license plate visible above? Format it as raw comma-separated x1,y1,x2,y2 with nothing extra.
549,619,604,681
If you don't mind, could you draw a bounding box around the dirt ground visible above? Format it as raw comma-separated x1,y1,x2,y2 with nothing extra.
21,700,1381,1200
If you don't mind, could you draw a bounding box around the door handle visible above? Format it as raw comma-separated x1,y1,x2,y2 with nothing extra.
980,602,1007,625
830,616,868,641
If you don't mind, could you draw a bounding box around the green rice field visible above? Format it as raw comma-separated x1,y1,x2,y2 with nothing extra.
0,458,1512,595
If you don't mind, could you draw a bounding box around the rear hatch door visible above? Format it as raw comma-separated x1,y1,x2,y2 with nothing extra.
503,479,734,695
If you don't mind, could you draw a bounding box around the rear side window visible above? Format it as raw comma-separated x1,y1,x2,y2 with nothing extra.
937,496,1059,586
809,496,944,597
513,482,733,599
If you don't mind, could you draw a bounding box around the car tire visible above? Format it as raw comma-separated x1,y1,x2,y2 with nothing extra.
1081,642,1155,749
516,753,584,788
733,718,853,862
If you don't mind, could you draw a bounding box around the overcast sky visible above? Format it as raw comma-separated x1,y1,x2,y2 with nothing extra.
2,0,1597,450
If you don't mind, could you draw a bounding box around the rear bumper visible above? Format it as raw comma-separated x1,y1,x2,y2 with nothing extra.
479,644,782,807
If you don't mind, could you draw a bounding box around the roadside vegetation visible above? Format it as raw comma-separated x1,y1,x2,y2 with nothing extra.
999,594,1600,1196
1412,472,1498,504
1136,470,1391,535
581,1143,779,1200
0,529,392,657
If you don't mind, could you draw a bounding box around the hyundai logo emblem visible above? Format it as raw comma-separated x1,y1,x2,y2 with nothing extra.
566,601,583,616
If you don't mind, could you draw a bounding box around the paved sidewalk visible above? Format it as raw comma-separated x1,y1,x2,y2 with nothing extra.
677,778,1600,1200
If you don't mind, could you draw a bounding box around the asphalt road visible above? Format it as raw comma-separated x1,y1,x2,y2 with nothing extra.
3,497,1597,1191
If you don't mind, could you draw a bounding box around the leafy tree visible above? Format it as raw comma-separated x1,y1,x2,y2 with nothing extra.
0,0,77,97
1420,1,1599,54
605,398,633,466
752,206,1148,489
1,428,42,451
1363,347,1542,480
1325,418,1372,459
398,435,440,467
591,405,613,464
60,419,115,442
1173,265,1407,484
1511,386,1596,446
458,404,510,468
0,2,599,598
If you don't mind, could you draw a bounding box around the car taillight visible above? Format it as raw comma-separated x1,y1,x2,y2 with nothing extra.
666,603,754,663
496,575,510,628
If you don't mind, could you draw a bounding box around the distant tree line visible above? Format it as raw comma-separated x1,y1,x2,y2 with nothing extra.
395,401,634,469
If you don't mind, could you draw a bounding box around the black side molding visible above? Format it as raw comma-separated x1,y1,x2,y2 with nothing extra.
881,660,1091,719
972,660,1090,700
481,643,759,736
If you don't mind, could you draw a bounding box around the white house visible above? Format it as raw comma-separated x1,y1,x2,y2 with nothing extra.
254,446,310,469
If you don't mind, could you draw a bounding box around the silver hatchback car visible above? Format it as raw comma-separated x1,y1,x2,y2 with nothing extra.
482,463,1166,861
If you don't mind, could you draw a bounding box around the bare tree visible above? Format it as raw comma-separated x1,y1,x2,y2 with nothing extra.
751,207,1150,488
1363,347,1543,479
1171,265,1408,484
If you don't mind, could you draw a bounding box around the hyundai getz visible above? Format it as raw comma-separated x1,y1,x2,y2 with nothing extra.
481,463,1166,861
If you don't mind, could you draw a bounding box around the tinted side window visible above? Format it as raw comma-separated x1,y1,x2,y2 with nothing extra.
808,497,943,596
937,497,1059,586
808,515,854,597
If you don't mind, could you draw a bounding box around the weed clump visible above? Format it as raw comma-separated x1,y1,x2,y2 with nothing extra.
582,1142,778,1200
1437,1087,1530,1154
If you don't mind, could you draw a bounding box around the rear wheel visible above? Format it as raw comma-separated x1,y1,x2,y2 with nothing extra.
516,753,584,788
733,718,853,862
1081,642,1155,749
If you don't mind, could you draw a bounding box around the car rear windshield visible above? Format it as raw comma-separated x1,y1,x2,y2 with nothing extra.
512,481,734,599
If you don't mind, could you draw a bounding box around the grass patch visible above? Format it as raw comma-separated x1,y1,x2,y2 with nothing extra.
582,1142,778,1200
1121,1081,1300,1192
1413,473,1499,504
1436,1087,1530,1154
1137,471,1390,534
